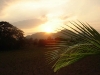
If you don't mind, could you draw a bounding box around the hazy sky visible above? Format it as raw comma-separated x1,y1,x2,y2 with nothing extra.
0,0,100,35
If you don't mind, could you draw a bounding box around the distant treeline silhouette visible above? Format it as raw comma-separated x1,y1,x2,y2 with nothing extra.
24,36,77,48
0,21,77,51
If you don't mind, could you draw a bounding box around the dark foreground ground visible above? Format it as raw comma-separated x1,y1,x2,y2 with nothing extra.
0,47,100,75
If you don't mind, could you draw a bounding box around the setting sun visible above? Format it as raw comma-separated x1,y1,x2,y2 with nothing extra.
44,28,53,33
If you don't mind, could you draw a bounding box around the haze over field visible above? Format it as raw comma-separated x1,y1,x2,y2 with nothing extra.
0,0,100,35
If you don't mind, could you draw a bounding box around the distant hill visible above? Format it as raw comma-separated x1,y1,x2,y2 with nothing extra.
26,32,54,39
54,29,77,39
26,29,77,40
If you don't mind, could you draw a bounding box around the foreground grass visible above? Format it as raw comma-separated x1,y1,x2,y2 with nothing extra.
0,47,100,75
0,47,55,75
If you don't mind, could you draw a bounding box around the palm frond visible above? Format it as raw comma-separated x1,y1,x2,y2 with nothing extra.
53,43,99,72
45,21,100,72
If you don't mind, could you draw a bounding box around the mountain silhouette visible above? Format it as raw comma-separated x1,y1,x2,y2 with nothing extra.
26,32,54,39
26,29,76,39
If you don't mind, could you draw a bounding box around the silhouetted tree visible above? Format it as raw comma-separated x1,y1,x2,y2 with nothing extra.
0,21,24,50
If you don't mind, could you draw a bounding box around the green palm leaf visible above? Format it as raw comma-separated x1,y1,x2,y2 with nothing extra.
53,43,99,72
46,21,100,72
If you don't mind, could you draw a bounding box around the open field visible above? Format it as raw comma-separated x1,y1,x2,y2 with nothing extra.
0,47,100,75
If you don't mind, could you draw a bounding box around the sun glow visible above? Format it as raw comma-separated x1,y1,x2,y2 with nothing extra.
41,24,54,33
38,18,64,34
44,27,53,33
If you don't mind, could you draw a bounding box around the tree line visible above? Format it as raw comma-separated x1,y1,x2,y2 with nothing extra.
0,21,61,51
0,21,77,51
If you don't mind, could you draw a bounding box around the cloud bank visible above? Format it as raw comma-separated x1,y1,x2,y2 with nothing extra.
0,0,100,35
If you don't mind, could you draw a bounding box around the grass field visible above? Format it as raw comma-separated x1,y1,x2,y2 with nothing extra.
0,47,56,75
0,47,100,75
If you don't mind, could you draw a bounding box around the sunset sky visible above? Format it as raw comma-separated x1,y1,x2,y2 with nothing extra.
0,0,100,35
